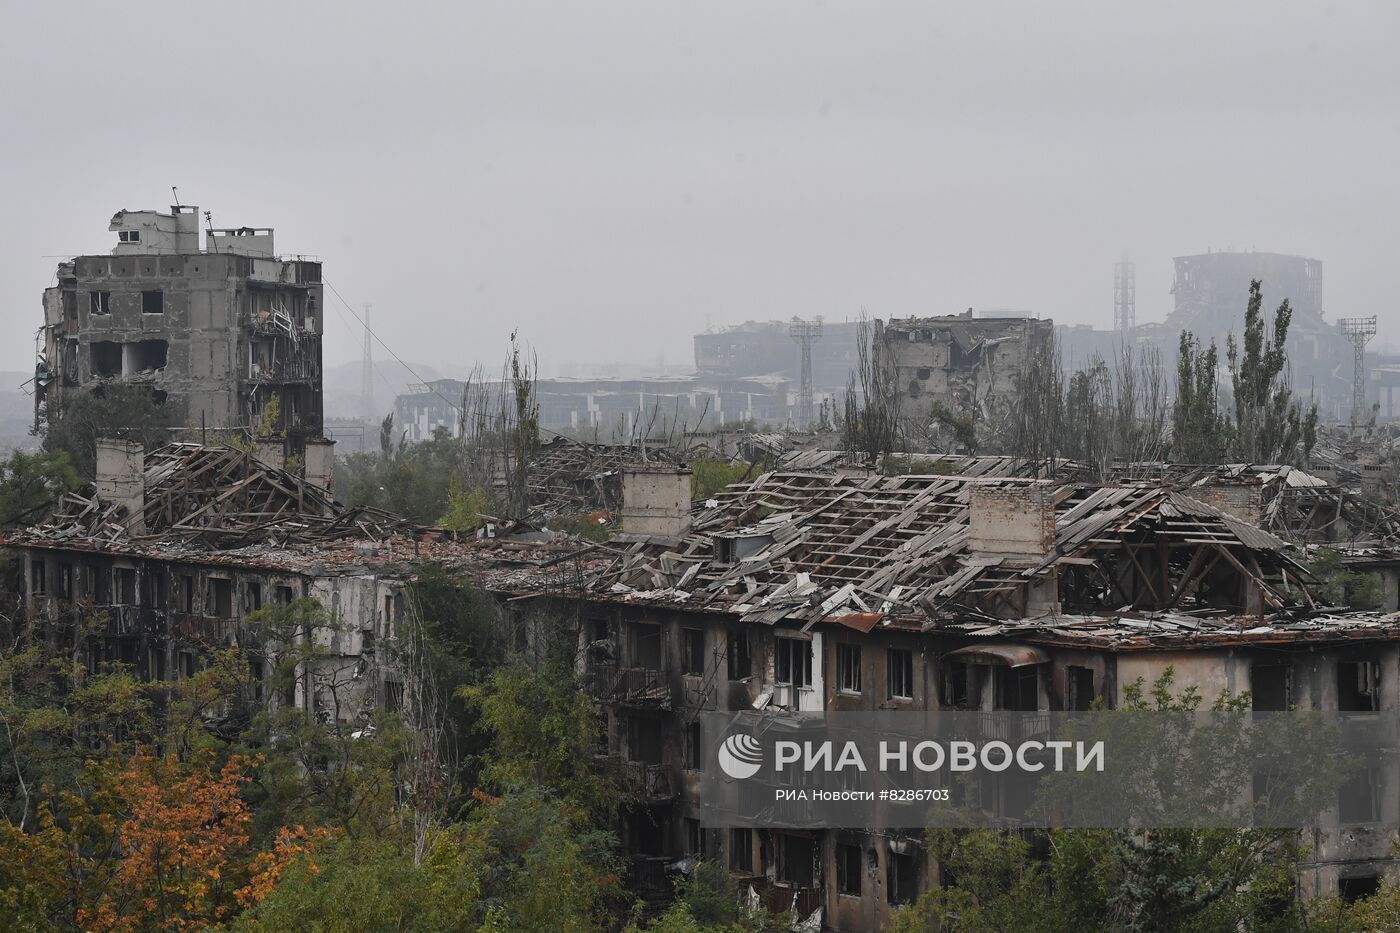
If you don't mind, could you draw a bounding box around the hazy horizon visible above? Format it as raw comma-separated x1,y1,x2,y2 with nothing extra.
3,1,1398,381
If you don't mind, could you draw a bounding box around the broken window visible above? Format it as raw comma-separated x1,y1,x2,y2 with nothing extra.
730,828,753,873
888,849,919,905
247,581,262,613
684,818,701,856
141,290,163,314
90,291,111,315
1251,662,1293,712
90,341,121,377
629,623,662,669
1339,764,1382,824
727,629,752,680
177,651,196,680
126,339,168,372
943,660,976,709
589,618,611,645
29,558,46,596
837,643,862,694
1340,874,1382,904
115,568,136,605
776,833,815,887
178,574,195,613
276,584,294,605
995,666,1040,711
628,716,663,764
774,637,813,689
1338,661,1381,712
118,230,141,243
682,627,705,676
837,842,863,896
683,721,702,771
888,648,914,700
91,565,111,604
58,563,73,599
208,577,233,617
1067,666,1095,711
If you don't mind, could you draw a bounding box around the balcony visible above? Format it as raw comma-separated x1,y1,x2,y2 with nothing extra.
95,605,166,637
587,662,673,710
170,612,230,644
622,761,676,804
248,357,321,384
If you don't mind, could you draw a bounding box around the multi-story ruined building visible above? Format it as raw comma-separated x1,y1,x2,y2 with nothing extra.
693,320,862,392
35,206,325,456
879,312,1055,442
545,465,1400,928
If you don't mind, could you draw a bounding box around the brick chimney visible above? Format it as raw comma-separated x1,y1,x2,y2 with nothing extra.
95,438,145,533
253,436,286,472
622,464,693,538
303,438,335,495
967,483,1055,561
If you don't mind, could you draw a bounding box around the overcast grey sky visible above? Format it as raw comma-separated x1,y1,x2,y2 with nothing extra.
2,1,1398,377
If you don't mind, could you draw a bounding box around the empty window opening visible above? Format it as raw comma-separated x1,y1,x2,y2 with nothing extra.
727,630,752,680
1339,764,1383,825
682,628,705,675
276,585,294,605
776,833,815,887
888,648,915,700
837,842,863,896
124,339,168,374
141,290,163,314
684,818,701,856
1338,661,1381,712
58,564,74,599
1067,666,1095,711
247,581,262,613
208,577,233,617
944,660,978,709
90,291,112,315
775,637,813,689
628,716,663,764
29,558,46,596
115,568,137,605
995,665,1040,711
90,341,122,377
1251,663,1293,712
629,623,662,669
837,643,862,694
683,721,702,771
730,828,753,873
1340,874,1382,904
889,850,919,905
178,575,195,613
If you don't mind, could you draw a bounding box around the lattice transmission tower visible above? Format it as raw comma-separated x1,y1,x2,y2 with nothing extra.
789,318,823,429
1339,316,1377,428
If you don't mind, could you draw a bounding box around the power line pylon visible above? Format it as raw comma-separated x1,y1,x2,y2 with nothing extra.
789,318,823,429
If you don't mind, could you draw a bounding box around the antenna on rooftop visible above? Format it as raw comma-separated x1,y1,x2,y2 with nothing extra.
1339,316,1377,430
203,210,217,253
171,186,182,209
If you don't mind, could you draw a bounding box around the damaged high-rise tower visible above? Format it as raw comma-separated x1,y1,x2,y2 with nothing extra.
34,205,325,457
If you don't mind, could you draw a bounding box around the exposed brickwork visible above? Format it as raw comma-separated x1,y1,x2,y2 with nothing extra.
967,483,1055,559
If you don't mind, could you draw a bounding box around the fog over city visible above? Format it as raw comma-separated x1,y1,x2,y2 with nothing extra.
2,0,1397,377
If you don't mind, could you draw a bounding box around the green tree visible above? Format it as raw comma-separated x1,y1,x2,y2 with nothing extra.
0,449,79,527
42,385,173,480
1172,331,1230,463
1228,280,1318,465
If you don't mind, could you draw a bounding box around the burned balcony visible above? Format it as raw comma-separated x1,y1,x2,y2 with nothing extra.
622,760,676,804
587,661,674,709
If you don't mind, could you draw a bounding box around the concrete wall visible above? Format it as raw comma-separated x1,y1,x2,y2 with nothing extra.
622,466,693,537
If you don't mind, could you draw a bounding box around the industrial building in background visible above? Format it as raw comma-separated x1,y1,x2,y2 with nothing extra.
33,206,325,457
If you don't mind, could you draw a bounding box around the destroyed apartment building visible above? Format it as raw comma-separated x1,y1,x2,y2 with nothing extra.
535,466,1400,929
11,439,423,724
878,312,1055,441
34,206,325,457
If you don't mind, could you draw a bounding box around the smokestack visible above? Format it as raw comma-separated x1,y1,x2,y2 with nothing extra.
253,436,286,472
303,438,336,496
